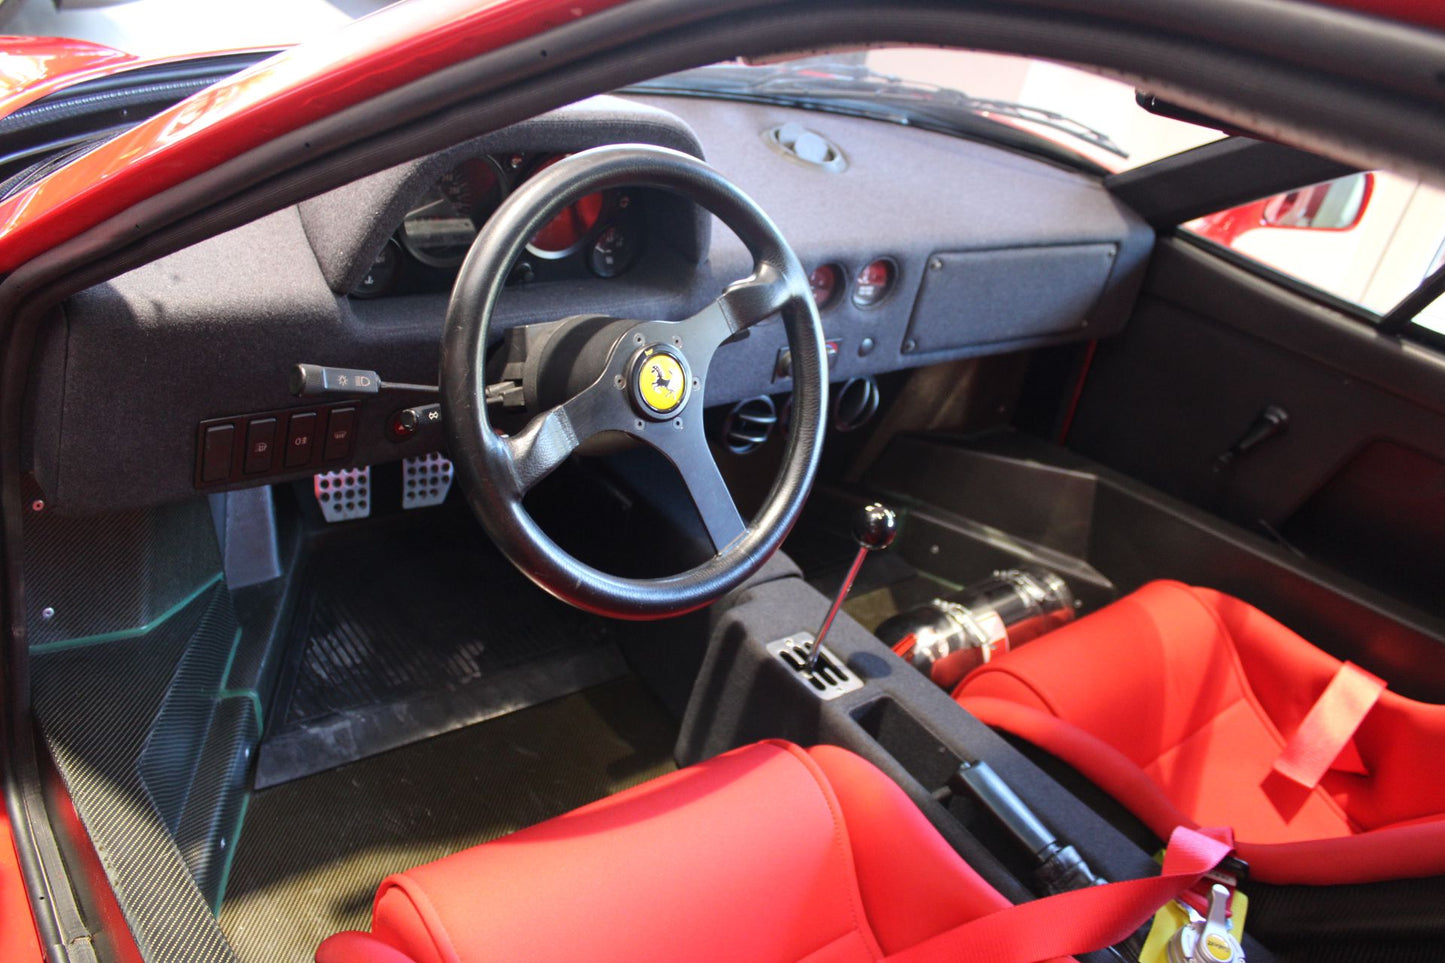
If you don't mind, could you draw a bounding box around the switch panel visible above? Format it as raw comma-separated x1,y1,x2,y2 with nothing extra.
195,402,360,489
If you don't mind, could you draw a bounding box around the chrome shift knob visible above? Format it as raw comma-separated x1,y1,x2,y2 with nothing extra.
853,502,897,550
804,503,896,670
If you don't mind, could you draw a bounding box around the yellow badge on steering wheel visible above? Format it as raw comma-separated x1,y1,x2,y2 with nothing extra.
636,350,686,415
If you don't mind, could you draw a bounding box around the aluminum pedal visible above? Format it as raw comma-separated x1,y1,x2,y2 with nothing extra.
313,467,371,522
402,453,454,510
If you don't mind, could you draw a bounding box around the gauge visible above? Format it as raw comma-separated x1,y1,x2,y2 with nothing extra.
809,263,843,309
530,191,606,258
852,258,896,308
524,154,608,258
352,239,400,298
589,223,640,278
399,157,505,268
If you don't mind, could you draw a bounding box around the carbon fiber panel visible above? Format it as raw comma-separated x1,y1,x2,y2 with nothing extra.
177,697,261,909
256,508,622,783
219,677,676,963
32,582,243,963
24,498,222,648
280,512,613,725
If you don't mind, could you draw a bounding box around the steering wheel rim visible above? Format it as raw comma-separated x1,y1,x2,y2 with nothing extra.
440,144,826,619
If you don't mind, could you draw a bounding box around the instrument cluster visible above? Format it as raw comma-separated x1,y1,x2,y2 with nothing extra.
351,151,645,299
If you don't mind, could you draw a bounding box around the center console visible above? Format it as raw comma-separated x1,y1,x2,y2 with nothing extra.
676,500,1276,963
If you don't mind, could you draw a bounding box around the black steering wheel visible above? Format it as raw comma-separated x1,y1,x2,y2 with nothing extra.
440,145,826,619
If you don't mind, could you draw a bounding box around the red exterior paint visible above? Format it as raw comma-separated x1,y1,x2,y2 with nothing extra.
1190,172,1375,246
1,805,44,962
0,0,628,273
0,35,138,117
1317,0,1445,31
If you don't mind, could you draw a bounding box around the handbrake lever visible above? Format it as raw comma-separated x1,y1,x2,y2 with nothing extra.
947,759,1105,895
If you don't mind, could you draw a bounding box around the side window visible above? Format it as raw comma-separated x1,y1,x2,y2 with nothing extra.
1181,171,1445,335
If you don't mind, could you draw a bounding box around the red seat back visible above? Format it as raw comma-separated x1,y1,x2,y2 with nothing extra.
955,581,1445,884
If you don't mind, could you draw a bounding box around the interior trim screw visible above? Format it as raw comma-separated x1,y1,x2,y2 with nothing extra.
40,607,54,620
30,499,44,512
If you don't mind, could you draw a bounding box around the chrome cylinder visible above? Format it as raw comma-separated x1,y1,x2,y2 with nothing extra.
878,567,1075,690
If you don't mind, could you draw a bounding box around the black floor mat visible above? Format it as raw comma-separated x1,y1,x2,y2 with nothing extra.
255,507,626,786
219,677,677,963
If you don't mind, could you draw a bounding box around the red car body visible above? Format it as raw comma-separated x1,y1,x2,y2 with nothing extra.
1,1,1444,959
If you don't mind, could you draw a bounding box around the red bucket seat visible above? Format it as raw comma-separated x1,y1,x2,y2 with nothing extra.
316,739,1232,963
954,580,1445,885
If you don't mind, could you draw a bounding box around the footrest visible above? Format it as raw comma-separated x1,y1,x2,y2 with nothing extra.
402,453,454,510
313,467,371,522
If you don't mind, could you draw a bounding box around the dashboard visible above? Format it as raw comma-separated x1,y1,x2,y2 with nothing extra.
29,93,1152,513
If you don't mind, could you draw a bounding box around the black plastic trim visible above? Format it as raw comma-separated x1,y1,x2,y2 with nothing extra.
1380,260,1445,337
1106,137,1360,229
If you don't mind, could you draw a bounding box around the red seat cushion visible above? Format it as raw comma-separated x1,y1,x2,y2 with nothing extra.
954,580,1445,884
317,740,1069,963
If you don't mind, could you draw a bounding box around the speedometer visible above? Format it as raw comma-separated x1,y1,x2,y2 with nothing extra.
399,157,505,268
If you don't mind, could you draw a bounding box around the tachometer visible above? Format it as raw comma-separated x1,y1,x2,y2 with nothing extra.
399,157,505,268
525,154,607,258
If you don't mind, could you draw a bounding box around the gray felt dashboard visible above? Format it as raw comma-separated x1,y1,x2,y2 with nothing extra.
35,93,1150,513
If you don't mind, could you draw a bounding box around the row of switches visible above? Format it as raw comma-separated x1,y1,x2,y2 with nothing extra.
198,405,356,487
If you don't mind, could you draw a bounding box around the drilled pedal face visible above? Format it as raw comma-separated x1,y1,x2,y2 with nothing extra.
314,467,371,522
402,453,454,510
767,634,864,700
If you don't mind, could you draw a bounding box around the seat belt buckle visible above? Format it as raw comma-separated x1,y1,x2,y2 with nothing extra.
1141,869,1249,963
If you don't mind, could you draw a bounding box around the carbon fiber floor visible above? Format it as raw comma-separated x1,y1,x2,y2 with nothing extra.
219,676,677,963
255,506,625,785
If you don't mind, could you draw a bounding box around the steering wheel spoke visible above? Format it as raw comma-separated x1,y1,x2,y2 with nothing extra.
505,376,629,494
677,263,795,356
644,413,747,552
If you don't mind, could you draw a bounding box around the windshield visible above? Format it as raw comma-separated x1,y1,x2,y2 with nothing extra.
4,1,1221,177
637,49,1223,173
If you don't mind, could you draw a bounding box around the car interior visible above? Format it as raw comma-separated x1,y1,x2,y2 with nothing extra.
4,4,1445,963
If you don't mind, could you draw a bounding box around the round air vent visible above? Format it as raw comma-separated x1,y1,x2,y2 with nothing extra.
833,377,881,432
720,396,779,454
762,123,847,172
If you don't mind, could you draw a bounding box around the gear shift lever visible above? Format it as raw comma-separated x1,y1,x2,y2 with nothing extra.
803,503,897,670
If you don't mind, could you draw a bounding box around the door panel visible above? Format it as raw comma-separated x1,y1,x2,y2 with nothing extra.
1067,236,1445,621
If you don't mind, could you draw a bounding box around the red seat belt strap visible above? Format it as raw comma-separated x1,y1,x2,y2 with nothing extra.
887,826,1235,963
1272,661,1384,789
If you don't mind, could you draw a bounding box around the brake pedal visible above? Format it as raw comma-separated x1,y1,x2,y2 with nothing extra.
313,467,371,522
402,453,454,509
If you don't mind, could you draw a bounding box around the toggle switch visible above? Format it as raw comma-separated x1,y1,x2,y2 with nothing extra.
243,418,277,474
